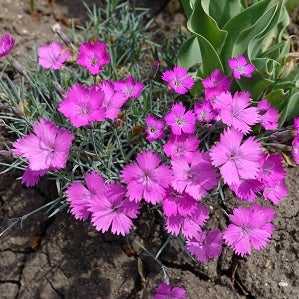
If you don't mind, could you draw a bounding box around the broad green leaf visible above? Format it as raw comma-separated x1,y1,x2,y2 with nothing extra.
221,0,274,67
251,57,280,78
234,2,279,59
187,1,227,51
280,91,299,124
178,35,223,78
265,89,290,111
181,0,193,19
236,72,273,99
203,0,244,28
247,1,287,59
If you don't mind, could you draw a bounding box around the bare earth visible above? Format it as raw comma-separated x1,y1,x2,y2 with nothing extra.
0,1,298,298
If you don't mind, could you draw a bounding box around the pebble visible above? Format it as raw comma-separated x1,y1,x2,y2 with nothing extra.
278,281,288,287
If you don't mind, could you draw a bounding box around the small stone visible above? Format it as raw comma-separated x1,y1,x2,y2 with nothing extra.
278,281,288,287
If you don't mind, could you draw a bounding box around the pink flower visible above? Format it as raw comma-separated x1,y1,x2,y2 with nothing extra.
12,119,74,171
77,40,110,75
165,103,196,135
223,205,275,257
263,180,288,205
163,133,200,160
65,171,105,220
145,114,165,142
194,101,217,122
294,117,299,134
214,91,259,134
88,182,140,235
153,283,186,299
165,203,209,238
162,65,194,94
162,188,197,217
100,80,128,120
229,179,263,202
21,167,47,187
171,151,218,200
292,136,299,164
186,229,223,263
228,55,255,79
58,84,105,127
209,128,262,185
257,99,279,130
38,42,71,70
202,69,231,102
120,151,172,204
260,153,286,186
0,33,15,58
114,76,144,99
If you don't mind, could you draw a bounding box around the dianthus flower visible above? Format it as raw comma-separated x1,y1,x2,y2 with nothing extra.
294,117,299,134
223,205,275,257
12,119,74,171
114,75,144,99
263,180,288,205
171,151,218,200
186,229,223,263
153,283,186,299
77,40,110,75
194,101,217,122
214,91,259,134
162,188,197,217
88,182,140,235
165,103,196,135
229,179,263,202
145,114,165,142
58,84,105,127
257,99,279,130
165,203,209,238
209,128,262,185
65,171,105,220
100,80,128,120
163,133,200,160
260,153,286,185
21,167,47,187
202,69,231,102
120,151,172,204
38,41,71,70
292,136,299,164
162,65,194,94
228,55,255,79
0,33,15,58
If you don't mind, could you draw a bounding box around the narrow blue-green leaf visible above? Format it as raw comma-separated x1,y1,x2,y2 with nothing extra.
203,0,244,28
187,1,227,51
280,91,299,124
178,35,223,78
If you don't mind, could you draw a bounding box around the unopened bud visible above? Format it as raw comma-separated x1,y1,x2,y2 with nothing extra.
7,57,27,76
11,106,24,117
0,119,6,126
52,23,71,46
149,61,160,79
52,81,66,98
0,150,13,160
270,130,295,142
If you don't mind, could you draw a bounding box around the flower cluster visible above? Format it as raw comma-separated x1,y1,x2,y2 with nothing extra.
0,27,294,297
